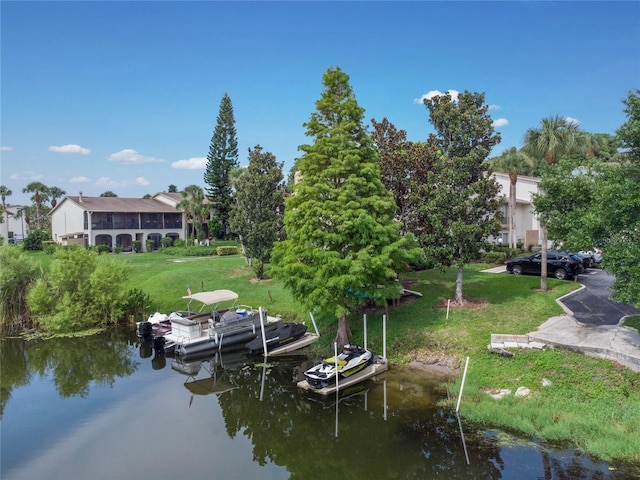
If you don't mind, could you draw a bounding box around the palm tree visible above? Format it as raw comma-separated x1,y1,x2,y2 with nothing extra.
523,116,586,290
22,182,49,230
176,184,206,242
48,186,66,209
490,148,533,248
0,185,12,223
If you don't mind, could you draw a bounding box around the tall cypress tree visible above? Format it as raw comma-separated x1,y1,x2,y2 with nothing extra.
204,93,239,237
271,67,419,347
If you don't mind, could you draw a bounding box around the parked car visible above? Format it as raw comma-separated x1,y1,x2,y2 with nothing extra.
506,250,582,280
578,248,603,267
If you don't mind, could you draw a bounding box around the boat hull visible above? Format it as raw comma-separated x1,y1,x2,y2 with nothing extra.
304,345,373,390
245,322,308,355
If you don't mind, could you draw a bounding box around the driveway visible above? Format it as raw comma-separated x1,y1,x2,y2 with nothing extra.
558,269,640,326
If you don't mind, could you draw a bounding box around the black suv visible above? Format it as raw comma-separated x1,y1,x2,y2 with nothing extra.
506,250,582,280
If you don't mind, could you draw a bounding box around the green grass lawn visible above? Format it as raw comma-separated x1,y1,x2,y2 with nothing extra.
26,249,640,465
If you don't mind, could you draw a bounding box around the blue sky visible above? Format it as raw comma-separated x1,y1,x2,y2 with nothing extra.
2,1,639,205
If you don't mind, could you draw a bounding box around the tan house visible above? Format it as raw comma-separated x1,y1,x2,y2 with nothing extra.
50,192,189,252
492,172,543,249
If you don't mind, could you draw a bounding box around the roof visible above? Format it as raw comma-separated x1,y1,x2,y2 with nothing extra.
55,195,182,213
181,290,239,305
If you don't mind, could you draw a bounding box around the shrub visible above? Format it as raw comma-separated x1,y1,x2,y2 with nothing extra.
145,240,154,252
216,246,238,256
0,245,39,334
161,237,173,248
23,230,51,251
27,248,132,332
481,251,507,264
113,245,124,254
162,246,218,257
94,245,110,255
173,239,185,248
123,287,151,320
133,240,142,253
42,241,57,255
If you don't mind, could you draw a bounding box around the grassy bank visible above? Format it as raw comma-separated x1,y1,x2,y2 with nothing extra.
27,250,640,464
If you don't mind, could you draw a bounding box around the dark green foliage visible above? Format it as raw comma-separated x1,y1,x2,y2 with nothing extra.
161,237,173,248
23,229,51,251
27,248,132,332
204,93,239,235
415,91,502,303
162,246,218,257
0,246,39,334
216,246,238,256
271,67,420,346
132,240,142,253
229,145,285,279
480,251,507,264
123,288,151,320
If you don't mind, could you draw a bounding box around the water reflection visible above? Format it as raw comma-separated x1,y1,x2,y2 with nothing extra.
2,333,638,480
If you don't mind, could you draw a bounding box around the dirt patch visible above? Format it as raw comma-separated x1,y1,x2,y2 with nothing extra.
250,277,273,284
436,296,487,310
406,351,462,377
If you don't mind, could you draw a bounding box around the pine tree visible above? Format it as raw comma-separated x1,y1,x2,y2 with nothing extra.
204,93,239,237
271,67,419,347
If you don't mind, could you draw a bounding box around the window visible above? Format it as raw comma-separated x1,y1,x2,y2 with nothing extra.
141,213,162,229
164,213,182,229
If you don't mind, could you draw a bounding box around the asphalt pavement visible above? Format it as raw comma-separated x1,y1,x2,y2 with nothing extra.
485,266,640,371
560,269,640,325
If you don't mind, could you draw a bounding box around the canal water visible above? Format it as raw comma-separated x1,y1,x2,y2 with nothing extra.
1,329,637,480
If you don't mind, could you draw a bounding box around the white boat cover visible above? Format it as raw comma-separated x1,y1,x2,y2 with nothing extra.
181,289,239,305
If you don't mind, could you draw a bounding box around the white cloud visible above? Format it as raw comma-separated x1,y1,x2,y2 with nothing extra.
1,146,13,152
171,157,207,170
108,149,165,164
49,144,91,155
414,89,460,104
70,176,91,183
492,118,509,127
564,116,580,126
135,177,150,186
488,104,500,111
96,176,124,188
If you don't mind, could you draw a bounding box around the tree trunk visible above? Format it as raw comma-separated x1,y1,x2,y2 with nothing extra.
455,266,466,305
540,225,548,291
509,177,517,249
335,313,353,348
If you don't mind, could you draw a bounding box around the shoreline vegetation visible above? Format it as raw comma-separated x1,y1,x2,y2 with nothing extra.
10,249,640,466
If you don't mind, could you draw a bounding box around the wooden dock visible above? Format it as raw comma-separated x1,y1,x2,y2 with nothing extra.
266,333,320,356
297,357,388,396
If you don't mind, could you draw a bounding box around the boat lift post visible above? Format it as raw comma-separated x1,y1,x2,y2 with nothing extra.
259,307,268,358
309,312,320,337
363,314,367,350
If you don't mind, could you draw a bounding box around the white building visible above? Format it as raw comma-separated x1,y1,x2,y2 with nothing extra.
492,172,542,250
0,204,27,242
50,192,190,252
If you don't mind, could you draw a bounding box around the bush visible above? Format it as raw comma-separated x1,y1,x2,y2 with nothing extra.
173,239,185,248
113,245,124,254
145,240,154,252
94,244,110,255
162,246,218,257
133,240,142,253
161,237,173,248
42,241,57,255
23,230,51,251
27,248,132,332
123,288,151,320
0,246,39,334
481,251,507,264
216,246,238,256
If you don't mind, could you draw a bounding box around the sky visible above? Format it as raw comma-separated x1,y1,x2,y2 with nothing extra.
1,1,639,206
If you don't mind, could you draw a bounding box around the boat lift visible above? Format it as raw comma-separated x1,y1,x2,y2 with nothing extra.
258,309,320,357
297,313,389,396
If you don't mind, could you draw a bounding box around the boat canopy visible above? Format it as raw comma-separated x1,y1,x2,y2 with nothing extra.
181,290,239,305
